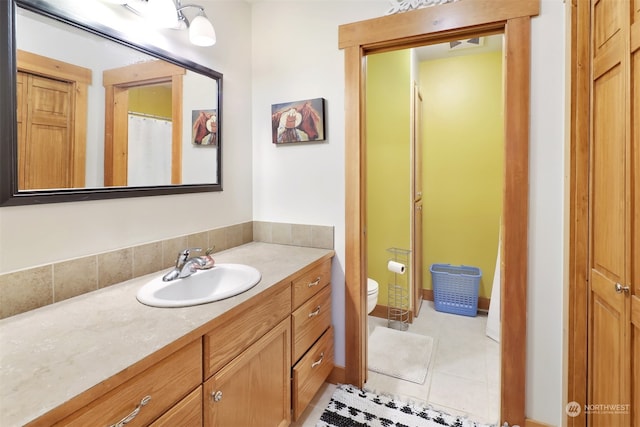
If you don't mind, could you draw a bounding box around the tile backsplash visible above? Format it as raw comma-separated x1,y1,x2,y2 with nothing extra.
0,221,333,319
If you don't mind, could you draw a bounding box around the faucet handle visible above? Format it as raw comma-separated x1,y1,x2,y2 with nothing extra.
176,248,202,267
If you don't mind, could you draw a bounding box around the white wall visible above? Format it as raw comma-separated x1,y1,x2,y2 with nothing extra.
251,1,566,425
250,0,389,368
0,0,253,273
527,0,566,425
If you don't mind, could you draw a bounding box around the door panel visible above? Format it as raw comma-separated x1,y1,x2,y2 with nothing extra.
631,8,639,427
413,82,423,202
588,0,632,425
633,297,640,424
592,63,625,281
593,0,622,52
21,74,73,190
590,289,627,426
412,83,424,317
413,200,423,316
17,72,26,189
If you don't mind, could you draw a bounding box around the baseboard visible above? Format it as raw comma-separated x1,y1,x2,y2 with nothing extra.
369,305,414,323
327,365,346,384
524,419,555,427
422,289,491,312
368,289,491,323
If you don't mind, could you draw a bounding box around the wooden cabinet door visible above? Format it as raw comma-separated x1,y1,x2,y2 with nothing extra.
587,0,633,425
203,318,291,427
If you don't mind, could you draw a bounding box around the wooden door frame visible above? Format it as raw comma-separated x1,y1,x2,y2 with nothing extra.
103,60,185,186
567,0,590,426
339,1,539,425
16,49,91,188
411,81,423,318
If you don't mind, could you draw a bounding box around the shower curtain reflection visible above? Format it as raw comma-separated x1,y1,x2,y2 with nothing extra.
127,114,172,187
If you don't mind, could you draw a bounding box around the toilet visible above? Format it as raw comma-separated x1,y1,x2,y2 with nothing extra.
367,278,379,314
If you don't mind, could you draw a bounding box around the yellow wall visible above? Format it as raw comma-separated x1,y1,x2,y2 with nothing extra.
365,50,412,306
420,51,503,299
128,84,172,118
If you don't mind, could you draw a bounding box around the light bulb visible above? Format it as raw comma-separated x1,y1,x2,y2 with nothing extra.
189,13,216,46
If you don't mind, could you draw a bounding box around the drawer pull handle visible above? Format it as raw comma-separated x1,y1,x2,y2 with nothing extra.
109,395,151,427
308,277,321,288
308,306,321,318
212,390,223,402
311,352,324,369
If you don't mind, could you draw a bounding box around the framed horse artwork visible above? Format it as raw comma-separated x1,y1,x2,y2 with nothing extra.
271,98,326,144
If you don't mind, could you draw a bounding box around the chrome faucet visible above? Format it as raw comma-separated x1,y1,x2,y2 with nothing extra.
162,248,207,282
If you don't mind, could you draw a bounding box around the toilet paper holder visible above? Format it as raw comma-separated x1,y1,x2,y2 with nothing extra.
387,260,406,274
386,247,411,331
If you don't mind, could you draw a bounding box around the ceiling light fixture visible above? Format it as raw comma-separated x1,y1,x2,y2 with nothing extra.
121,0,216,46
175,1,216,47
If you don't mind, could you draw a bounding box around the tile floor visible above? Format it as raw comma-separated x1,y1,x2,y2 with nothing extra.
294,301,500,426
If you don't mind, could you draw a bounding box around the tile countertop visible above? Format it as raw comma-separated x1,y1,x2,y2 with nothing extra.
0,242,335,427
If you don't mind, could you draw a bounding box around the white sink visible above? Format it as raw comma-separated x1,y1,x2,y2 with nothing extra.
136,263,261,308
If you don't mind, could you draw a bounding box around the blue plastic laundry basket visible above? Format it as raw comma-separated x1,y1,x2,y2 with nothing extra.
429,264,482,317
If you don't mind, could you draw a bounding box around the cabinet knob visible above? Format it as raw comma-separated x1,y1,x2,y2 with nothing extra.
212,390,223,402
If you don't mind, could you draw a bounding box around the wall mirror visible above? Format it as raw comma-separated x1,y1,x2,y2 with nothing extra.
0,0,223,206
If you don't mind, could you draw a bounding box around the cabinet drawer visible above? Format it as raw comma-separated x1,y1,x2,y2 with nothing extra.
292,326,334,421
292,285,331,363
150,386,202,427
292,258,331,310
204,283,291,378
56,339,202,427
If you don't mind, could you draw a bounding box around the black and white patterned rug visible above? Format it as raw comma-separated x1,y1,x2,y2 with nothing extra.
318,384,496,427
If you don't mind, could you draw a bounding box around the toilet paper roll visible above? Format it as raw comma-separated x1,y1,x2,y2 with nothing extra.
387,260,406,275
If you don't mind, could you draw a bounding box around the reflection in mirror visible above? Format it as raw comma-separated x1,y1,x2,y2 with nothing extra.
0,0,222,205
16,6,219,190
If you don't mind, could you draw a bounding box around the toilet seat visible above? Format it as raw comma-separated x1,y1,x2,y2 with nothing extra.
367,278,379,315
367,278,378,295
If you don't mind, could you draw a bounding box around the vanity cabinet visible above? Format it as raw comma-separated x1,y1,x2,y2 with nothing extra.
290,258,334,420
25,252,334,427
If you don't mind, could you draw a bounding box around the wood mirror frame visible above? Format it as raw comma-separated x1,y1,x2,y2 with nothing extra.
0,0,223,206
339,1,540,425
